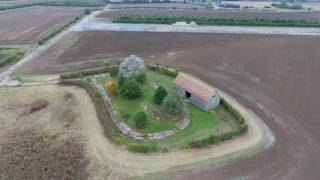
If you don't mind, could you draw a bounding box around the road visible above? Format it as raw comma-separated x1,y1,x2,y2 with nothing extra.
71,22,320,36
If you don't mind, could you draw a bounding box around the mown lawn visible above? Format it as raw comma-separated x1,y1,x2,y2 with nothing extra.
104,72,177,134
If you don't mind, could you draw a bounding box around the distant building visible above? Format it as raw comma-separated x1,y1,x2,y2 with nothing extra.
174,73,220,111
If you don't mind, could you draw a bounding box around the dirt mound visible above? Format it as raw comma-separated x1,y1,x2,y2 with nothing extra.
23,99,49,116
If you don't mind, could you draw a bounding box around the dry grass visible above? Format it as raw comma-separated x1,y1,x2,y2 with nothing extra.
0,85,89,179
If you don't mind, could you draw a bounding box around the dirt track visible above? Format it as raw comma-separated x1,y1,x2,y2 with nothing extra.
0,6,84,44
16,31,320,179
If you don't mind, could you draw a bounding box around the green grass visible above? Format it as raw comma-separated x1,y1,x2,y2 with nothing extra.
105,74,177,134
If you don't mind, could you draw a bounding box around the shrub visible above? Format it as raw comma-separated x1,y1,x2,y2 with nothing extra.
112,14,320,28
162,92,184,116
84,8,91,15
94,91,101,98
60,67,110,79
118,75,126,87
110,66,119,77
220,98,245,125
134,111,147,129
105,80,118,94
152,86,168,105
119,80,143,99
135,72,146,84
146,64,179,77
0,51,24,67
128,144,157,153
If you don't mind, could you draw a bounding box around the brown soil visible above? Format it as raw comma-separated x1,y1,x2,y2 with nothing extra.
0,6,85,45
97,9,320,22
17,31,320,179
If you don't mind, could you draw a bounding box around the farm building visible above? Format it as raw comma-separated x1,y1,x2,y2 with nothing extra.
174,73,220,111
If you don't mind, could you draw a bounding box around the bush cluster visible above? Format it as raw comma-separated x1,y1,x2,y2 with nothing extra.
0,51,25,67
162,92,184,116
113,14,320,28
135,72,146,84
119,80,143,99
38,15,82,45
220,3,240,8
128,144,157,153
220,98,245,125
147,64,179,77
271,2,303,10
188,124,248,148
0,1,104,11
110,66,119,77
152,86,168,105
60,67,110,79
134,111,147,129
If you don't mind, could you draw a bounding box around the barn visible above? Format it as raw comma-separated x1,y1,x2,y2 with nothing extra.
174,73,220,111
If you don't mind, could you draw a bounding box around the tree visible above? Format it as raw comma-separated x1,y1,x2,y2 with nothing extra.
134,111,147,129
118,75,126,88
205,0,213,9
110,66,119,77
105,80,118,94
119,80,143,99
135,72,146,84
162,92,184,116
152,86,168,105
119,55,145,78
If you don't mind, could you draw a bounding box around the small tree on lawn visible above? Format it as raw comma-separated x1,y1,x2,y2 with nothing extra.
110,66,119,77
152,86,168,105
162,92,184,116
105,80,118,95
134,111,147,129
118,75,126,88
119,80,143,99
135,72,146,84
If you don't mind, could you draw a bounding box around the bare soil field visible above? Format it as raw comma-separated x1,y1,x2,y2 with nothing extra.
96,9,320,22
0,6,85,44
17,31,320,179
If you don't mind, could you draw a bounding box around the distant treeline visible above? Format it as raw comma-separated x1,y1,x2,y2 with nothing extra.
271,2,303,10
0,1,105,11
112,14,320,27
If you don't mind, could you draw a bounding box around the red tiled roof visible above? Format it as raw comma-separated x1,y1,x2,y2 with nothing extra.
174,73,215,102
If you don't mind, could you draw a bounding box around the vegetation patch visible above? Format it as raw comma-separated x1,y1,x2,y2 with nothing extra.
38,9,92,45
112,14,320,27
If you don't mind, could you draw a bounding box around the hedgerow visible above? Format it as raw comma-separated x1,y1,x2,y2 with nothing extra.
147,64,179,77
0,51,25,67
112,14,320,28
59,67,110,79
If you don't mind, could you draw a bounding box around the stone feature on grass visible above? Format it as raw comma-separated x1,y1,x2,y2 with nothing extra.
119,55,145,78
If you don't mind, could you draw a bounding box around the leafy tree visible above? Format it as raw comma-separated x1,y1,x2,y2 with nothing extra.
152,86,168,105
105,80,118,94
162,92,184,116
205,0,213,9
118,75,126,88
84,8,91,15
119,80,143,99
134,111,147,129
110,66,119,77
135,72,146,84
